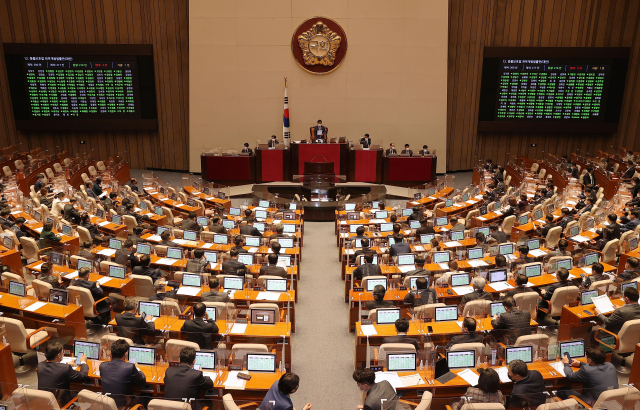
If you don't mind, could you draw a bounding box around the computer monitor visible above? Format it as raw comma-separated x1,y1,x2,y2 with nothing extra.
569,225,580,237
61,224,72,236
183,230,198,241
584,253,599,266
446,350,476,369
205,307,217,321
255,210,268,219
445,199,453,207
409,276,427,290
387,353,417,372
350,224,363,233
354,238,362,248
266,279,287,292
140,201,148,211
622,281,638,291
48,288,68,306
289,203,297,210
372,201,380,209
420,234,435,244
587,218,595,229
108,238,122,250
375,210,388,219
499,243,514,255
253,222,266,233
488,268,507,283
217,191,226,200
157,226,170,237
166,247,183,260
376,308,401,325
246,353,276,373
278,238,294,248
474,226,490,236
435,306,459,322
251,308,276,324
533,209,543,220
77,259,93,271
223,276,244,290
345,203,356,211
519,215,529,225
74,340,100,360
467,248,484,260
380,223,393,233
433,251,450,264
238,254,254,265
9,280,25,297
581,290,599,305
96,208,105,219
197,216,209,226
402,208,413,217
245,236,261,247
547,203,555,213
283,211,296,220
49,251,64,266
450,231,464,241
214,234,228,244
258,200,270,208
409,220,421,229
33,210,41,221
154,206,163,216
109,265,126,279
490,302,506,317
526,239,540,251
194,351,216,370
111,214,122,225
366,278,387,291
428,188,436,196
630,237,639,251
2,236,12,249
559,339,585,359
397,254,415,266
182,273,202,287
139,301,161,318
524,264,542,278
358,255,379,265
282,224,296,233
277,255,292,266
229,207,241,216
435,217,448,227
129,346,155,366
505,346,533,364
222,220,235,229
347,212,360,221
462,193,469,202
556,258,572,270
479,205,488,215
136,243,151,255
451,273,470,287
204,251,218,263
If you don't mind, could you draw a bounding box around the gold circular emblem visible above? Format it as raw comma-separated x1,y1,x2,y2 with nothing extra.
291,17,348,75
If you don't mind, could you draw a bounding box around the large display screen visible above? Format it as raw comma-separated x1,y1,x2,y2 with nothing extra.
478,47,629,133
3,43,157,130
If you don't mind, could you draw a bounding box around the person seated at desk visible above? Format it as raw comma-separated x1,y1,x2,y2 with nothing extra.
360,133,372,148
353,252,382,280
621,209,640,232
580,227,614,252
512,245,535,266
447,317,484,348
540,267,571,304
260,253,288,278
243,208,256,223
102,191,118,213
39,262,61,289
616,256,640,282
312,119,327,142
222,248,247,276
401,144,413,156
580,262,608,290
492,254,507,269
231,235,249,254
435,260,460,286
391,223,404,239
181,302,219,350
133,254,163,281
505,360,546,409
92,177,104,197
202,277,229,302
39,187,52,209
259,372,312,410
149,278,178,301
406,206,422,222
450,368,504,410
583,167,597,189
625,149,636,162
517,194,530,211
100,339,147,409
404,256,430,277
537,214,557,238
240,221,262,237
269,224,288,241
558,207,573,229
575,197,596,219
404,277,436,306
353,238,373,262
622,160,636,179
557,345,618,405
268,134,279,148
84,181,98,199
352,368,398,410
241,142,253,155
163,346,214,409
491,296,532,345
389,234,410,257
75,240,95,262
186,248,208,273
474,232,490,253
419,145,430,155
594,286,640,334
415,218,435,235
160,230,179,247
501,273,535,299
34,173,46,192
597,213,621,239
38,342,89,406
115,297,157,345
460,276,493,307
208,216,227,233
489,224,507,244
385,143,397,156
0,208,14,229
382,318,420,350
450,218,465,232
80,212,106,244
271,241,282,256
125,177,139,192
70,266,104,302
115,239,138,269
182,211,203,232
367,285,393,310
40,221,61,243
545,238,571,259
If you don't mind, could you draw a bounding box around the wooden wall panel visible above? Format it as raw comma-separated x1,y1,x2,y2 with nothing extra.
0,0,189,171
448,0,640,171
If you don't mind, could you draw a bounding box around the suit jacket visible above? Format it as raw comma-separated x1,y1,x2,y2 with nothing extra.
382,335,420,351
181,317,219,349
132,265,162,281
415,226,435,236
360,137,372,148
115,311,156,345
182,218,203,232
40,230,61,242
583,173,595,187
507,370,546,409
607,222,622,239
389,242,411,257
99,359,146,408
543,280,571,301
268,139,279,148
241,147,253,155
71,277,104,302
447,332,484,348
38,361,88,405
401,149,413,156
312,125,327,139
364,381,399,410
222,259,247,276
622,218,640,233
558,216,573,229
491,308,532,345
240,225,261,237
149,290,177,301
259,264,288,278
115,248,138,268
126,182,139,192
623,167,636,179
208,224,227,234
563,362,618,403
92,184,103,197
163,364,214,405
385,148,398,156
598,303,640,334
490,231,508,244
259,380,293,410
63,204,81,224
201,289,229,302
403,288,437,307
419,149,430,155
461,290,493,306
501,286,536,300
450,223,465,232
540,222,557,238
571,167,580,178
366,299,393,310
353,263,383,280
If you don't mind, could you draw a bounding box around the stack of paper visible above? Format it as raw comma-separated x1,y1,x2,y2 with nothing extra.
496,367,511,383
490,282,514,291
374,372,404,390
398,265,414,273
438,263,450,270
345,249,355,255
453,286,475,295
444,241,463,247
177,287,201,296
64,271,79,279
201,243,214,249
571,235,590,243
466,200,476,205
256,292,281,301
24,301,47,312
400,374,425,387
35,227,43,233
98,249,116,256
224,371,247,389
173,239,188,245
529,249,547,257
146,235,161,241
98,221,110,227
549,361,566,376
360,325,377,336
592,295,615,313
413,245,425,252
96,277,111,285
477,216,487,221
155,258,177,266
457,369,480,386
439,227,449,232
582,267,593,274
468,260,488,268
369,219,386,224
230,323,248,334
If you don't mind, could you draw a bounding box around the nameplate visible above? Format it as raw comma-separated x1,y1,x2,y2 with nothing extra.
228,365,242,371
169,362,181,367
399,286,407,291
252,286,263,291
354,287,364,292
361,319,373,325
178,314,190,320
422,318,433,322
370,366,383,372
235,318,247,324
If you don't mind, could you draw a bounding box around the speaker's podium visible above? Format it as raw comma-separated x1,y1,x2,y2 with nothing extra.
293,159,346,207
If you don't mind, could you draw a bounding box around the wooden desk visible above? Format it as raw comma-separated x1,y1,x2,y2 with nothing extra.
383,156,438,186
406,187,454,209
435,198,483,218
144,188,202,217
183,186,231,212
558,297,625,340
201,154,256,186
0,343,18,400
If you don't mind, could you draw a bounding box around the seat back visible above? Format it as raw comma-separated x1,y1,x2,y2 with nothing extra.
378,343,416,364
0,317,30,354
67,285,97,318
601,239,619,264
501,215,516,235
161,300,181,316
88,165,97,177
513,292,539,321
413,303,446,319
535,399,579,410
32,279,53,301
76,226,92,245
514,334,550,352
100,260,125,274
45,168,55,180
77,389,118,410
530,163,539,173
100,333,134,349
403,275,428,288
545,226,563,249
162,207,175,226
53,163,63,174
230,343,269,364
3,166,11,177
123,215,137,231
462,299,491,317
222,394,242,410
548,286,580,317
589,279,613,292
593,386,640,410
460,404,505,410
130,274,156,298
11,388,60,410
361,275,387,291
450,343,485,360
564,220,578,235
616,319,640,354
249,303,280,323
19,237,40,260
166,339,200,362
149,399,193,410
1,271,24,288
96,161,106,171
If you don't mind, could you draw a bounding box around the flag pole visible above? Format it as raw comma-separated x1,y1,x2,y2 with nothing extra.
283,77,290,148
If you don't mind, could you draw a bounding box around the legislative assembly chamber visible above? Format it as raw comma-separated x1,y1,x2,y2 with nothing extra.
2,1,640,410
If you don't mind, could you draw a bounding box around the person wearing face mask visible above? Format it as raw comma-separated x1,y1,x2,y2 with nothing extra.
505,360,546,409
311,119,327,142
163,347,214,410
38,342,88,406
385,143,397,156
258,372,312,410
352,367,398,410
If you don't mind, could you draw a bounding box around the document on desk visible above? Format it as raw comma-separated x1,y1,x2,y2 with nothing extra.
398,265,415,274
345,249,355,255
256,292,281,301
490,282,514,292
466,200,477,205
253,206,267,211
374,372,404,390
155,258,177,266
529,249,547,257
230,323,248,334
369,219,386,224
571,235,590,243
24,301,47,312
439,263,450,270
582,267,592,274
379,247,388,253
96,277,111,285
453,286,475,296
496,367,511,383
98,221,110,227
549,361,566,377
476,216,487,221
467,260,488,268
444,241,463,247
35,227,43,233
177,287,201,296
592,295,615,314
202,371,219,383
224,371,246,390
173,239,187,245
400,374,425,387
97,249,116,256
413,245,425,252
457,369,480,386
247,247,259,253
201,243,213,249
146,235,161,241
64,271,79,279
360,324,377,336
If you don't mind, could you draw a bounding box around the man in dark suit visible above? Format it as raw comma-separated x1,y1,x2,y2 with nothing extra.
404,256,430,278
491,296,532,345
557,208,573,230
575,197,595,219
447,318,484,348
622,160,636,179
181,211,203,232
34,174,45,192
268,135,279,148
406,206,423,222
460,276,493,307
132,254,163,282
352,368,398,410
185,248,208,273
385,143,397,156
569,162,580,178
149,279,178,301
240,222,262,237
181,302,219,350
353,238,374,263
506,360,546,409
269,224,288,241
201,277,230,302
489,224,507,244
63,198,82,224
382,318,420,350
541,267,572,303
92,177,104,197
501,273,536,300
603,213,621,239
621,209,640,233
557,346,618,405
389,234,411,257
594,286,640,334
415,218,435,236
360,133,372,148
403,277,437,306
70,267,105,305
100,339,147,408
538,214,557,239
222,249,247,276
353,252,382,280
208,216,227,233
163,347,214,409
241,142,253,155
582,166,596,188
126,177,140,192
259,373,312,410
115,297,156,345
114,239,139,269
38,342,88,406
312,119,327,141
259,253,288,278
419,145,430,155
401,144,413,156
616,257,640,282
367,285,393,310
